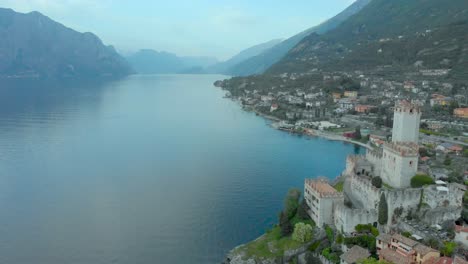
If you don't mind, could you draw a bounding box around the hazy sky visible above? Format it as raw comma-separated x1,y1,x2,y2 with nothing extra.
0,0,355,60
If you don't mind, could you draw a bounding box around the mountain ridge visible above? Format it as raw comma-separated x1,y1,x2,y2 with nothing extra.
0,8,132,80
225,0,372,76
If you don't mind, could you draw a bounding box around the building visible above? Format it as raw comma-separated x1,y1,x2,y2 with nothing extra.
270,104,279,112
340,245,370,264
338,98,357,110
455,225,468,247
454,108,468,119
355,105,375,113
304,179,343,228
381,142,419,188
392,101,421,143
377,233,440,264
344,91,358,98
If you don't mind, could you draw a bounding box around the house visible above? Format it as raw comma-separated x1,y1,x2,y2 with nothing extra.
355,105,375,113
304,179,343,228
270,104,279,112
377,233,440,264
449,145,463,155
338,98,357,110
344,91,358,98
455,225,468,247
436,143,455,153
340,245,370,264
454,108,468,119
430,94,453,107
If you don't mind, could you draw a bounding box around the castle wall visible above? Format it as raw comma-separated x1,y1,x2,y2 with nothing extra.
366,150,382,177
345,175,381,210
333,203,378,234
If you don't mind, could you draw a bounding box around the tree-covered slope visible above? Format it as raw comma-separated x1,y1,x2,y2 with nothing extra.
269,0,468,80
226,0,372,76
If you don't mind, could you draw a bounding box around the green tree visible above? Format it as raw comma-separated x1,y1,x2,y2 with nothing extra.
354,126,362,140
292,223,314,243
441,242,457,257
378,193,388,225
284,188,301,219
325,225,334,242
297,199,311,220
411,174,435,188
371,177,383,188
444,156,452,166
279,211,293,237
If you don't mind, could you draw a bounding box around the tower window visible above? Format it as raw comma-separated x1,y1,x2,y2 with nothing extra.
410,109,414,114
410,161,413,166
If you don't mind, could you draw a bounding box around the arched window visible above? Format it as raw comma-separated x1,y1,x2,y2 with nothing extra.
409,161,413,166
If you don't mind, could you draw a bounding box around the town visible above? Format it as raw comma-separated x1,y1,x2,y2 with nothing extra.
220,73,468,264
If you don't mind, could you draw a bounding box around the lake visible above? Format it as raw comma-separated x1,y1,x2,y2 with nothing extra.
0,75,363,264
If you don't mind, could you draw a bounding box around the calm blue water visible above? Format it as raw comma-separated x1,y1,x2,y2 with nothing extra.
0,75,363,264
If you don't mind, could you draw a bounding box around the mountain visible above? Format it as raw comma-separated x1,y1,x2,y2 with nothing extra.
225,0,372,76
269,0,468,80
206,39,282,74
126,49,218,74
0,8,132,79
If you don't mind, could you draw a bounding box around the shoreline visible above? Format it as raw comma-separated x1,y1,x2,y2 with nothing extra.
244,104,373,151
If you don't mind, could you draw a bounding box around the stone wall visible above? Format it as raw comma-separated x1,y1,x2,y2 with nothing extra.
345,174,381,211
333,202,378,234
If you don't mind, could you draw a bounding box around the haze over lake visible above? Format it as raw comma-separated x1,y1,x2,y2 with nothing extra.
0,75,363,264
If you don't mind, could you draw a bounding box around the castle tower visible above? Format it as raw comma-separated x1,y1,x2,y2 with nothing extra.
392,101,421,143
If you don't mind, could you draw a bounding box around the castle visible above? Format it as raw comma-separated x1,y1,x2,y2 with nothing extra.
304,101,465,233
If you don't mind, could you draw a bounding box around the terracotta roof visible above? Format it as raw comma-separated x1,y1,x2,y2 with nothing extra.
414,243,438,256
392,233,419,247
377,233,393,244
341,245,370,264
305,179,340,197
434,257,453,264
454,256,468,264
380,248,413,264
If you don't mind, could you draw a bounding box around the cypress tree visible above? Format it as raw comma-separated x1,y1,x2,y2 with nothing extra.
378,193,388,225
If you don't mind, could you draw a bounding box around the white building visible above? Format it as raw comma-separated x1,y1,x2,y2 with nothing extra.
304,179,343,228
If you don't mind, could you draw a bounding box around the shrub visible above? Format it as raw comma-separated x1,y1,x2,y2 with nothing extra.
411,175,435,188
402,231,412,238
292,223,313,243
371,177,382,188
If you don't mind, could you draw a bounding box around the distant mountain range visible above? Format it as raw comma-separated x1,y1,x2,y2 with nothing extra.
222,0,372,76
268,0,468,81
206,39,282,75
126,49,218,74
0,8,132,80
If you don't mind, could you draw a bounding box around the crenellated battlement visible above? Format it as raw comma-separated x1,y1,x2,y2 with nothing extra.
394,100,422,114
383,142,419,156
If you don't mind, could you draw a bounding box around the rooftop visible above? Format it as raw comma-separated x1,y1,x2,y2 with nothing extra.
392,233,419,248
341,245,370,264
377,233,393,244
414,243,438,256
380,248,413,264
305,179,341,198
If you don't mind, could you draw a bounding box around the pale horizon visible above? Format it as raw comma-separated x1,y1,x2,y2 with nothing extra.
0,0,356,60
